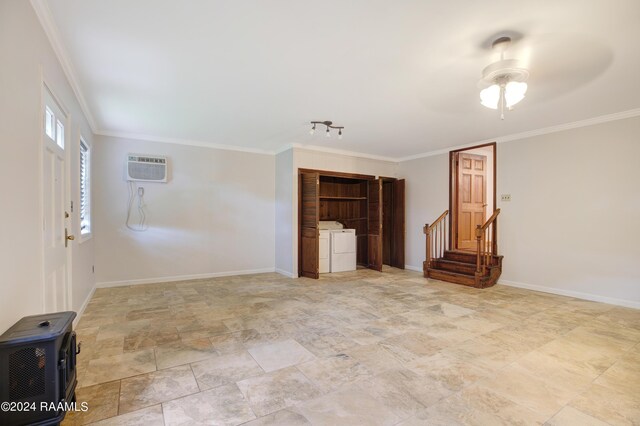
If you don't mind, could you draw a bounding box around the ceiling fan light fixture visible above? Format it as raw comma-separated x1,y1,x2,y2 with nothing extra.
504,81,527,108
478,36,530,119
480,84,501,109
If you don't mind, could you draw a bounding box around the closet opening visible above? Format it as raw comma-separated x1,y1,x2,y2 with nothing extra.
298,169,405,278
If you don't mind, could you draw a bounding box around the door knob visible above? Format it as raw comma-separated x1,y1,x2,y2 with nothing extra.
65,228,75,247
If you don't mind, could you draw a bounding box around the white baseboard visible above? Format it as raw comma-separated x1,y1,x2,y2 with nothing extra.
73,285,96,327
498,279,640,309
96,267,276,288
404,265,423,272
275,268,295,278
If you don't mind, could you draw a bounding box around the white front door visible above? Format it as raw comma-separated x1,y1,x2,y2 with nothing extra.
42,86,71,313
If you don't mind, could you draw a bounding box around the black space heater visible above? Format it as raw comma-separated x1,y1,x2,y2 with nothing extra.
0,311,78,426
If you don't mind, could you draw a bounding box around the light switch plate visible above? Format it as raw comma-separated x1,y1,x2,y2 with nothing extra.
501,194,512,202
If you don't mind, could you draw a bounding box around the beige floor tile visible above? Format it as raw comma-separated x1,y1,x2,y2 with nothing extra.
379,331,447,363
242,409,311,425
345,343,404,374
293,328,360,357
123,328,181,352
538,337,623,377
296,383,403,426
162,384,256,426
81,350,156,387
190,350,264,390
297,353,372,393
407,351,489,392
74,269,639,426
545,406,610,426
175,319,230,341
450,316,505,334
248,339,316,372
90,405,164,426
460,381,550,424
208,329,262,354
119,365,199,414
236,366,321,417
427,302,476,318
362,368,453,419
594,355,640,395
406,385,546,425
62,381,120,425
515,350,597,391
477,363,583,418
449,339,526,372
569,383,640,426
154,338,217,370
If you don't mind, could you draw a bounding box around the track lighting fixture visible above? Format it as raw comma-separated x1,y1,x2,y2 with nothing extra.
309,121,344,139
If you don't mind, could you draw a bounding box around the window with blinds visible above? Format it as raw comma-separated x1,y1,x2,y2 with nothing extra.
80,139,90,235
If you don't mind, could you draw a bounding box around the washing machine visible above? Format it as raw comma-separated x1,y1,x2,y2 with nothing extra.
330,229,357,272
319,230,330,273
318,221,343,274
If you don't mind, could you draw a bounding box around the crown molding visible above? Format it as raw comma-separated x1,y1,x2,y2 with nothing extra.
30,0,98,133
100,107,640,160
398,108,640,162
96,130,273,155
278,143,399,163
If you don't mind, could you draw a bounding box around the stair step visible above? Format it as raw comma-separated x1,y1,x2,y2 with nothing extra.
442,250,503,266
427,269,477,287
432,259,477,274
442,250,477,263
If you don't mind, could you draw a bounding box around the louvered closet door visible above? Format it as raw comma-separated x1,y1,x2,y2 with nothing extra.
391,179,405,269
300,172,319,278
368,178,383,271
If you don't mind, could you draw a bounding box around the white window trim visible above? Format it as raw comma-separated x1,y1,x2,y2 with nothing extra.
78,137,92,243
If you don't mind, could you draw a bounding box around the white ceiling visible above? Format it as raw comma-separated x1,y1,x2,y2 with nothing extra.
44,0,640,158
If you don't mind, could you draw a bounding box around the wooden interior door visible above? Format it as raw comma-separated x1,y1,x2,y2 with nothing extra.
367,178,383,271
456,153,487,250
390,179,405,268
300,172,319,278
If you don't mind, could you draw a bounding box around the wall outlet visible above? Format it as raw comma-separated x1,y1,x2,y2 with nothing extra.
501,194,512,202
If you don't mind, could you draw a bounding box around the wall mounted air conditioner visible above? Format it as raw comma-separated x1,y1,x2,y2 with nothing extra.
126,154,168,182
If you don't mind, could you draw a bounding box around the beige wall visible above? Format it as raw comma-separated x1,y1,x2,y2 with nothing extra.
399,116,640,307
93,136,275,285
0,1,95,332
275,149,294,275
398,154,450,271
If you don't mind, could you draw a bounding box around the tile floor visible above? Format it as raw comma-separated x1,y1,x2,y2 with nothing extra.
63,267,640,425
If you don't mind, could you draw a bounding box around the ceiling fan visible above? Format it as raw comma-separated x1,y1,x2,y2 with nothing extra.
478,36,529,120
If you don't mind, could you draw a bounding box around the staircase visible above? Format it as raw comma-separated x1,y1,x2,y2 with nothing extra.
423,210,503,288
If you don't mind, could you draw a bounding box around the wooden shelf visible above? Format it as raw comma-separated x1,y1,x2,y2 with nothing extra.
319,196,367,200
323,217,367,221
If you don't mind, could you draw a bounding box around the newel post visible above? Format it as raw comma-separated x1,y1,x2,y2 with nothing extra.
475,225,482,273
492,220,498,255
424,224,430,273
